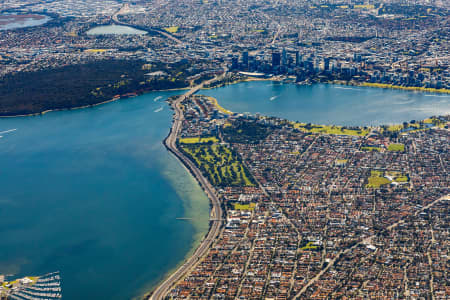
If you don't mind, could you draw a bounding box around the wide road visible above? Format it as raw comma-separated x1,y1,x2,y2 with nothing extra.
147,75,226,300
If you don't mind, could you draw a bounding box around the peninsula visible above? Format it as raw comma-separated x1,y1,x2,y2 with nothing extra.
147,84,449,299
145,71,226,300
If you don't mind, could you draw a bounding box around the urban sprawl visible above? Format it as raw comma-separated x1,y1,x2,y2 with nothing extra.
0,0,449,91
0,1,449,300
157,92,449,299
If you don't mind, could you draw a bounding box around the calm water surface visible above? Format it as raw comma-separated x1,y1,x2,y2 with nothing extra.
1,83,449,300
0,92,209,300
202,82,450,125
0,14,51,31
87,25,147,35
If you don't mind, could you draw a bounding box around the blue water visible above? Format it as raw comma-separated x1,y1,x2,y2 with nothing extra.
0,91,210,300
87,25,147,35
201,82,450,126
0,14,51,31
0,83,448,300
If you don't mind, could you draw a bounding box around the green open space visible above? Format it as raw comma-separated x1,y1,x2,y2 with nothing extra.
164,26,179,33
300,241,319,250
366,170,409,188
179,136,219,144
381,117,447,134
292,122,369,136
387,143,405,152
233,203,256,211
181,144,256,187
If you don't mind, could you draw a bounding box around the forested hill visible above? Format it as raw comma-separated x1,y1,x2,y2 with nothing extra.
0,60,190,116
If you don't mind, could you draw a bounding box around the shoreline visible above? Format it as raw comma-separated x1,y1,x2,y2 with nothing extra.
202,75,450,94
337,81,450,94
2,79,448,118
134,157,210,300
144,76,225,300
0,87,190,119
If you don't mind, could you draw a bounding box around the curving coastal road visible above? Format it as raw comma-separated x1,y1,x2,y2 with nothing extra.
147,75,226,300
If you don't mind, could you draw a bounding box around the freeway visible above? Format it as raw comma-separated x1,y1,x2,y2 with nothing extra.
147,75,226,300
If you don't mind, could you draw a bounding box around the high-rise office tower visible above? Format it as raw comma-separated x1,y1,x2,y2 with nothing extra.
242,51,249,68
272,52,281,68
281,48,288,66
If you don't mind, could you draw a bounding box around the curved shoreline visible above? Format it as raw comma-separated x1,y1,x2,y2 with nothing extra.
144,76,225,300
202,76,450,94
0,87,190,118
1,79,448,118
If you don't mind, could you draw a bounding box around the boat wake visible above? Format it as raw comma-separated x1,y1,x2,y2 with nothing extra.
269,95,279,101
334,86,358,91
154,106,163,113
154,96,163,102
0,129,17,135
423,94,450,98
0,128,17,139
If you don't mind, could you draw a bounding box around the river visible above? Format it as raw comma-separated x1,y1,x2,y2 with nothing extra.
201,81,450,126
0,82,448,300
0,91,209,300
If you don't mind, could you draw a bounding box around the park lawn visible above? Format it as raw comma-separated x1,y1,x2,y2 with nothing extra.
367,176,391,188
371,170,384,177
335,159,348,165
367,170,390,188
394,176,409,183
181,144,255,187
388,143,405,152
292,122,369,136
164,26,179,33
234,203,256,211
386,124,403,132
360,82,450,94
85,49,108,53
422,117,446,127
301,242,319,250
179,136,219,144
367,170,409,188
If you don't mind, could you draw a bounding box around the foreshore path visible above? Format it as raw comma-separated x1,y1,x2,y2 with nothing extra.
146,75,226,300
